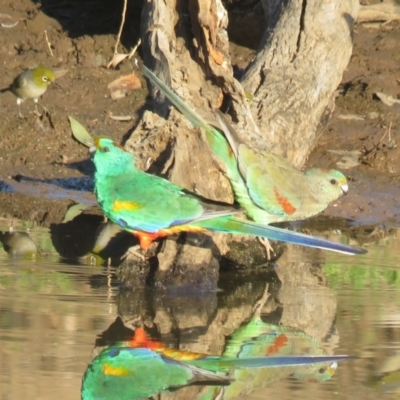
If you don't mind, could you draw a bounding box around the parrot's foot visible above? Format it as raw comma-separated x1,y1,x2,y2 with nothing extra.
252,283,270,316
258,237,275,260
123,245,146,261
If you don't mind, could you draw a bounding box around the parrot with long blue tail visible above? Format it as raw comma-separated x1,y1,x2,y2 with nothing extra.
89,137,365,255
138,63,360,256
198,308,342,399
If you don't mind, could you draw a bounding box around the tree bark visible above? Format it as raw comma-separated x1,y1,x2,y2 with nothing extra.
123,0,358,278
242,0,359,166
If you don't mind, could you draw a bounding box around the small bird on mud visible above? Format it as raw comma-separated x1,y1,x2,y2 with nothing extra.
89,136,366,255
1,67,55,118
139,63,351,257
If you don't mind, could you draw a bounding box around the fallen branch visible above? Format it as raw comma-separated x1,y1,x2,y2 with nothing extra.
357,2,400,23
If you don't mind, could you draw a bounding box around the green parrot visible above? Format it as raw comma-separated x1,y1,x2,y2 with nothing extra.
139,63,351,227
81,328,351,400
90,137,365,254
199,313,341,400
81,346,230,400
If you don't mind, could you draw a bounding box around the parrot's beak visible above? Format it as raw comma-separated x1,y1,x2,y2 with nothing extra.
89,145,96,154
341,183,349,195
89,137,102,154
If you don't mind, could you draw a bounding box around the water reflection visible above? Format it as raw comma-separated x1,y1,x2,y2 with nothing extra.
367,352,400,392
0,214,136,266
82,312,350,400
2,214,400,399
1,228,38,257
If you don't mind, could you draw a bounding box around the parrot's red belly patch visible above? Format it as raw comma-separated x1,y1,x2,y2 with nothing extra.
127,328,207,360
128,327,165,350
273,188,296,215
134,226,207,250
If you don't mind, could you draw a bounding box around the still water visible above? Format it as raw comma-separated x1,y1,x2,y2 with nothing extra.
1,217,400,400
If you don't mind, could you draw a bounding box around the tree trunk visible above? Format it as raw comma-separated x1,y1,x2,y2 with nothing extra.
122,0,358,280
242,0,359,166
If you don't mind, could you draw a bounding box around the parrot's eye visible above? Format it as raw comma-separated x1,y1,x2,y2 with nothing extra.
108,348,120,357
329,179,337,185
101,146,110,153
42,76,49,82
318,367,326,374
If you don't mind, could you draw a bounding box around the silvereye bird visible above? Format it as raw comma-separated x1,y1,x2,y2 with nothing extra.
1,67,55,118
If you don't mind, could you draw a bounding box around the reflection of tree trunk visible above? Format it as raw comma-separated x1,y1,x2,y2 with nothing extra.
123,0,358,277
118,263,337,352
276,246,337,344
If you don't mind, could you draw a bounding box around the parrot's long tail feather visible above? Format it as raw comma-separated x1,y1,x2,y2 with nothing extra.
140,62,211,132
139,62,245,188
214,109,242,155
198,217,367,255
189,355,352,372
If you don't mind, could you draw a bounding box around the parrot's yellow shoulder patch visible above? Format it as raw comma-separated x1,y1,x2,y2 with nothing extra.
112,200,142,212
103,364,129,376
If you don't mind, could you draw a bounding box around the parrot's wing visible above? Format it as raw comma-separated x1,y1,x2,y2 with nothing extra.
214,111,306,218
109,171,237,232
238,146,305,217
